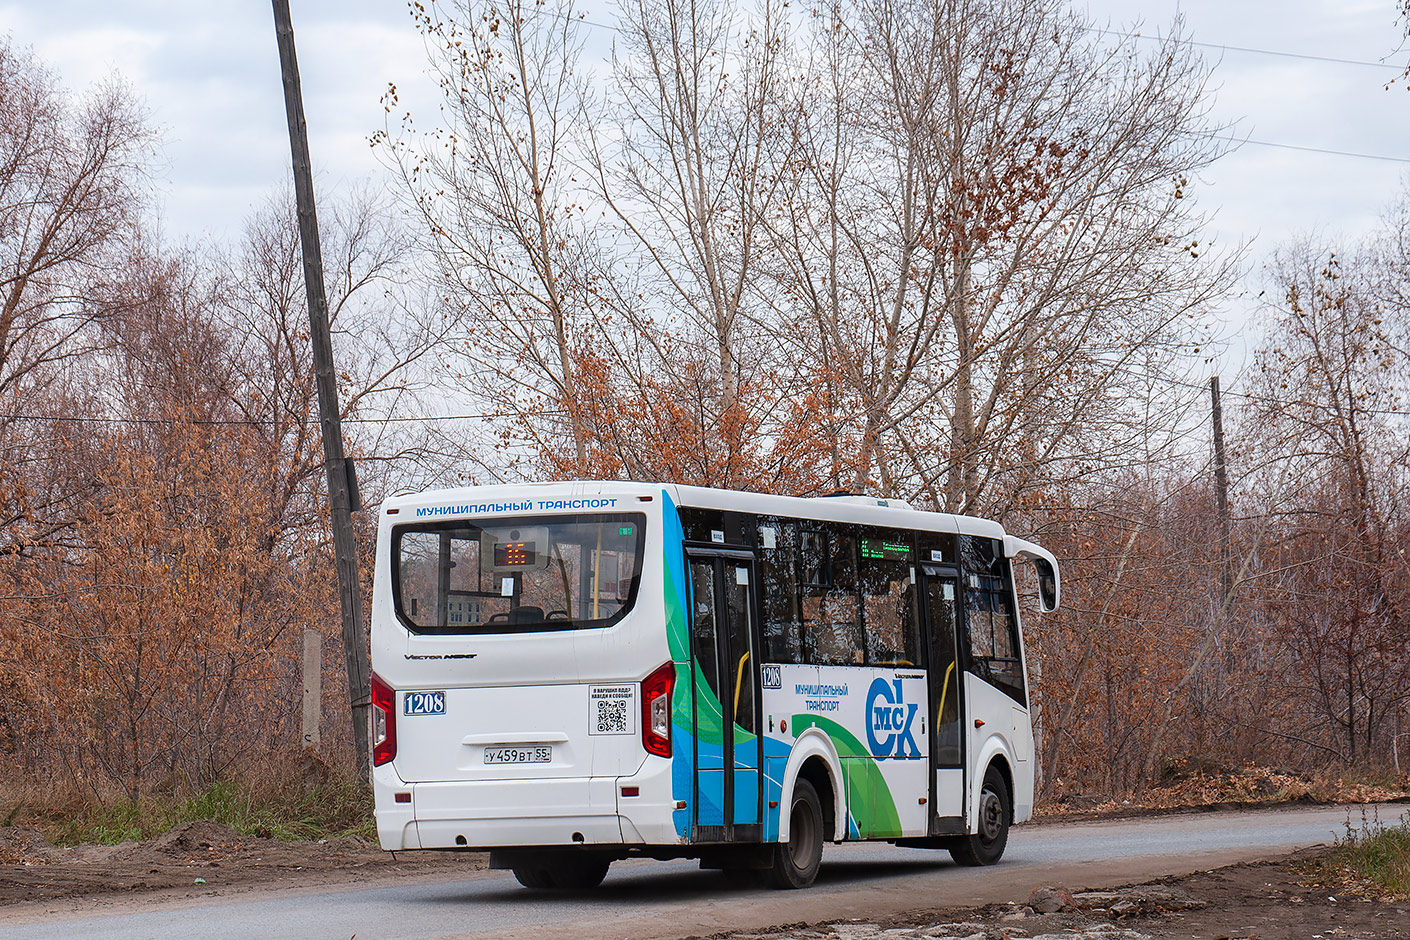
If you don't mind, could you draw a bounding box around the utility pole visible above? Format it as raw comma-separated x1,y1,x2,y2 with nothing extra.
1210,376,1232,606
271,0,371,779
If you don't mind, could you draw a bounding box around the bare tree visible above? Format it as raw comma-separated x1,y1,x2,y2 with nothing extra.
771,0,1234,515
0,41,153,399
589,0,803,483
1241,234,1410,766
219,187,454,498
374,0,598,474
0,39,155,554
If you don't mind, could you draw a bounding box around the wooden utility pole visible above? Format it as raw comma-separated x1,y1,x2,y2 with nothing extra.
1210,376,1232,606
271,0,372,779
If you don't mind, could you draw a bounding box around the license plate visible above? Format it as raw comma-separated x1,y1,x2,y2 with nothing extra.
484,745,552,764
403,691,446,716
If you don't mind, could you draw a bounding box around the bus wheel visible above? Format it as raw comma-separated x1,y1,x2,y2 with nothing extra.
513,854,610,889
511,863,554,889
949,766,1010,867
552,855,611,889
768,779,824,889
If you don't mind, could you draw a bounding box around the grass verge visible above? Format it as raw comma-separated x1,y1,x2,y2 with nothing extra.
1321,808,1410,900
40,778,376,847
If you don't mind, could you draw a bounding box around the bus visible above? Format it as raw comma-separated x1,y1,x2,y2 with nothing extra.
370,482,1060,889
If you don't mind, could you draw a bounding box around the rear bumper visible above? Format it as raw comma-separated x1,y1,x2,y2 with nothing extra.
373,755,681,850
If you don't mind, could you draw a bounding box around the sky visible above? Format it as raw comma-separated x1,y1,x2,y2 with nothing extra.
1082,0,1409,256
2,0,1408,360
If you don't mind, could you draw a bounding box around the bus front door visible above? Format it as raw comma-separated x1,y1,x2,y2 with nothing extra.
687,550,762,841
921,565,966,834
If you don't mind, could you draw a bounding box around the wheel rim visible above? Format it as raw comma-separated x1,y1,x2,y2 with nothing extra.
977,786,1004,844
788,797,817,867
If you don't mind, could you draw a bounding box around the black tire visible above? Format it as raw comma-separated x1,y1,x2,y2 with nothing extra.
512,863,554,888
552,855,611,889
949,765,1011,867
767,779,824,889
512,853,610,890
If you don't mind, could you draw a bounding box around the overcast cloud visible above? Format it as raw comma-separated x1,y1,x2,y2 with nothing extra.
3,0,1407,365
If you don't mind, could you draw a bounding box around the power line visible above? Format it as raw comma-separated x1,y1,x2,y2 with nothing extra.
505,9,1409,167
1085,26,1402,72
0,410,559,428
1121,369,1408,418
0,413,259,427
5,373,1403,428
351,410,566,424
548,9,1404,74
1211,135,1410,165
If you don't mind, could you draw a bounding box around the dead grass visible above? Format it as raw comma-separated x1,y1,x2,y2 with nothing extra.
0,759,374,847
1037,763,1409,818
1314,807,1410,900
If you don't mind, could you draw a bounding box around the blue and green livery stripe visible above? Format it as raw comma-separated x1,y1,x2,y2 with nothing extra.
791,714,903,838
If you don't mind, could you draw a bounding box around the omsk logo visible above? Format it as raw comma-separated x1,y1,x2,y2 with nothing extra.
865,678,920,759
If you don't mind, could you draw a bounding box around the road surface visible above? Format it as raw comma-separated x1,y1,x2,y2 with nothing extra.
1,804,1394,940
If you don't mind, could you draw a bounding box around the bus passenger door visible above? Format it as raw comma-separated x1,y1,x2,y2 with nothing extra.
687,551,763,841
921,565,966,834
959,543,1032,822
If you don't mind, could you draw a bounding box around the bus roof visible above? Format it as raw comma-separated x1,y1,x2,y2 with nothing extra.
383,480,1010,544
666,483,1004,542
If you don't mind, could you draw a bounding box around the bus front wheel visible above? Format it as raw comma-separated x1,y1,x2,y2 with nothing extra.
768,779,824,889
949,765,1010,867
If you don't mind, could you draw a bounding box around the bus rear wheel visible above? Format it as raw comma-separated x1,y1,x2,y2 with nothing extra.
949,765,1010,867
512,853,610,890
768,779,824,889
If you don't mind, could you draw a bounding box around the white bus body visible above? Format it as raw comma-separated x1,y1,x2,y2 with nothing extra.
370,482,1059,888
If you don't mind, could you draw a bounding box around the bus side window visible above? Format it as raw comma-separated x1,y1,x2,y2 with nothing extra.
959,535,1025,705
689,559,721,695
859,530,921,667
801,527,862,666
759,520,804,664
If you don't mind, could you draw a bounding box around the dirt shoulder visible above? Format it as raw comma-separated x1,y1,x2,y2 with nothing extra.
0,820,483,908
700,849,1410,940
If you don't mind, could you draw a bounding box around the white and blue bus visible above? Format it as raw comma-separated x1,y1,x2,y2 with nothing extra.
370,482,1059,889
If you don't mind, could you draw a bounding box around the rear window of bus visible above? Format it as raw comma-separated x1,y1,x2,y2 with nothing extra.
392,513,646,634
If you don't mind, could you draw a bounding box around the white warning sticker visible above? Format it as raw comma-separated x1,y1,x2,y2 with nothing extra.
589,685,635,735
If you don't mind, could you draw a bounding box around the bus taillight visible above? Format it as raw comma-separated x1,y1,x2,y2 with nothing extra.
371,672,397,767
641,662,674,757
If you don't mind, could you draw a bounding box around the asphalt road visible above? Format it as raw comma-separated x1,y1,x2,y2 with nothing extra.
2,804,1397,940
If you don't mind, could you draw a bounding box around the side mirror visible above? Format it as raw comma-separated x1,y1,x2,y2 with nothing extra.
1004,535,1061,613
1032,556,1059,613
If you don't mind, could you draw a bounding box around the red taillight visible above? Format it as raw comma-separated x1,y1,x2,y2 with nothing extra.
641,662,675,758
371,673,397,767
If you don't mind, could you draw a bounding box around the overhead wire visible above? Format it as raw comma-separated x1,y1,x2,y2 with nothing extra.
1206,135,1410,165
4,370,1399,429
1082,26,1402,72
521,8,1410,166
8,17,1403,432
0,410,563,428
1113,367,1408,417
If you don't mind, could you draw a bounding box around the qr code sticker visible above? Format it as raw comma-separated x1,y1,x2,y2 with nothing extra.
596,699,629,733
589,686,634,735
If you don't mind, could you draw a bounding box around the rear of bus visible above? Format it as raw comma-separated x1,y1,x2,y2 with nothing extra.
369,485,681,867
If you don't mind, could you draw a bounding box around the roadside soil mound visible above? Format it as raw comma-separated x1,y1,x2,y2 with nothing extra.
0,828,67,866
148,820,253,855
1039,766,1409,821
